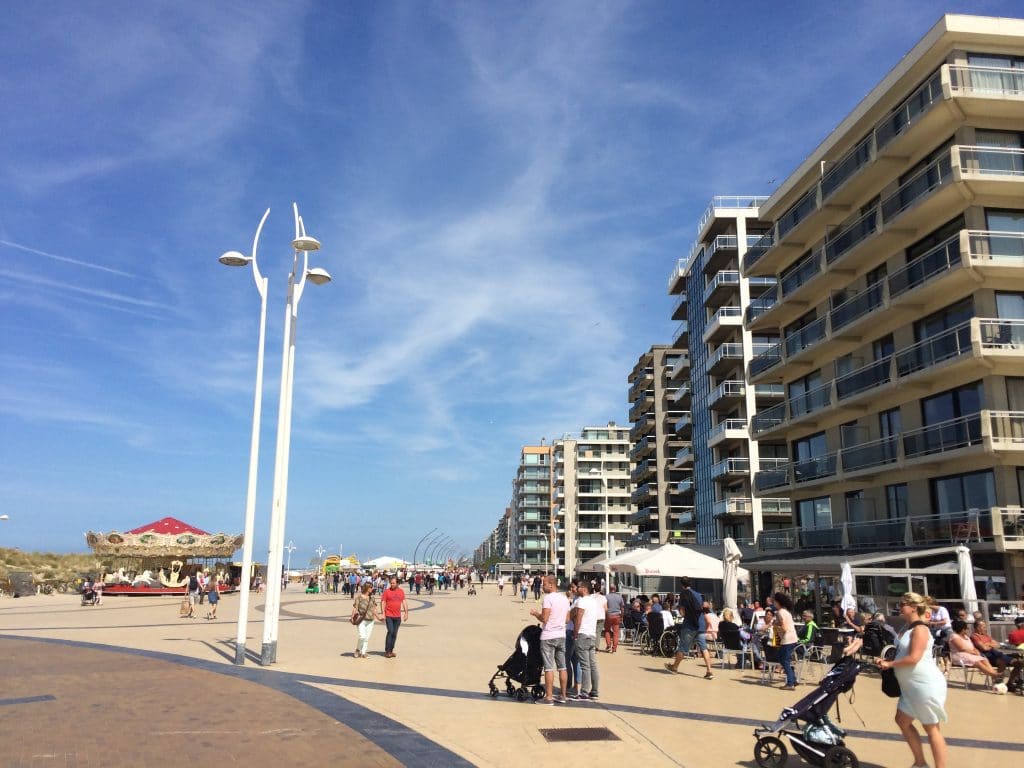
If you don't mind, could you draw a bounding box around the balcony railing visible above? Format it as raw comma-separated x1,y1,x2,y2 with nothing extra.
708,418,748,442
671,384,692,403
713,497,752,517
672,320,689,345
674,446,694,465
874,68,943,150
821,130,874,200
781,249,823,297
789,381,833,420
745,292,778,323
979,319,1024,348
776,185,819,240
706,342,744,370
988,411,1024,447
968,229,1024,261
902,413,983,459
836,356,891,401
793,452,838,483
881,152,954,223
667,257,687,291
784,316,827,357
751,401,786,434
711,457,750,479
830,280,884,332
743,230,775,272
841,434,899,473
703,270,741,304
755,384,785,398
761,497,793,517
948,63,1024,96
895,320,972,377
825,205,880,265
674,411,692,435
958,145,1024,177
749,343,782,378
697,195,769,234
709,379,745,404
888,233,961,298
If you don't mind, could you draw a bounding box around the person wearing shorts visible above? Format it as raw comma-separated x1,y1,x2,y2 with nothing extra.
530,575,570,705
664,577,714,679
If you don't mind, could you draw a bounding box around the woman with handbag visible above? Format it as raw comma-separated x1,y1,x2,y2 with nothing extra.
352,581,382,658
876,593,947,768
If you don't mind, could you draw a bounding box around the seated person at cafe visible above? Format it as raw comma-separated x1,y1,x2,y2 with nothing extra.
719,607,761,668
949,619,1003,683
861,612,896,656
1008,616,1024,648
971,619,1012,673
702,602,720,640
842,607,865,634
798,610,819,645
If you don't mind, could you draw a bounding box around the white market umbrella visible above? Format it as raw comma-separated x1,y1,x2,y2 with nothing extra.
956,545,979,614
362,555,407,570
839,562,857,612
723,537,743,611
612,543,749,582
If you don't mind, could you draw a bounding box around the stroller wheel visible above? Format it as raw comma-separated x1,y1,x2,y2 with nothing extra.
516,688,529,702
660,631,677,658
754,736,788,768
531,685,545,700
823,746,858,768
489,688,499,698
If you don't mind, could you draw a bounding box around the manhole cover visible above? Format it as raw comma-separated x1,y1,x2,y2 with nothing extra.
540,727,620,742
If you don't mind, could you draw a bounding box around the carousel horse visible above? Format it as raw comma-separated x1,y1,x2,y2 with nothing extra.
159,560,187,588
105,568,128,585
132,570,160,587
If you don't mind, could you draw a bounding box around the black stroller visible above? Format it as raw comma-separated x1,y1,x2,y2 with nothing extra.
753,658,862,768
488,624,545,702
80,586,98,606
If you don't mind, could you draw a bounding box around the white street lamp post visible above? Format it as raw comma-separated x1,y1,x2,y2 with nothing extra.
220,209,270,666
285,540,296,574
245,203,330,667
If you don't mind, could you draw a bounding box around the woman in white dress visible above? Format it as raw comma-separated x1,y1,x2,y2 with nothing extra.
877,592,947,768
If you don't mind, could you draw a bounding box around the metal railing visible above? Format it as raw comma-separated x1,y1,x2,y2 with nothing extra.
708,418,748,442
888,233,961,298
825,205,880,265
978,318,1024,348
793,452,838,483
948,63,1024,96
968,229,1024,261
958,145,1024,177
709,379,745,404
743,230,775,272
781,249,823,297
706,342,745,370
821,130,875,200
777,185,819,240
703,270,741,304
784,315,827,357
902,413,983,459
746,292,778,323
789,381,832,419
697,196,768,235
841,434,899,473
667,257,687,291
880,152,953,222
895,320,972,377
749,343,782,378
830,280,885,332
711,457,750,479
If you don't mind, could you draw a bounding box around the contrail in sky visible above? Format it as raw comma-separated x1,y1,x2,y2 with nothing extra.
0,238,136,278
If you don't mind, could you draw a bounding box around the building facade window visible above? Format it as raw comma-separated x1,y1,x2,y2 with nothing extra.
930,470,996,515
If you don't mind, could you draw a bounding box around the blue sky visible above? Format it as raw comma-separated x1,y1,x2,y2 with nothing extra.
1,1,1016,563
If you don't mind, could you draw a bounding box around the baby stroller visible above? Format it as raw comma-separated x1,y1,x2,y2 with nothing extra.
467,583,477,596
488,624,545,702
753,657,862,768
80,587,98,606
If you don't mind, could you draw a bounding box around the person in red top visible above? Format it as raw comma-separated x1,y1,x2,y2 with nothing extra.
381,576,410,658
1008,617,1024,647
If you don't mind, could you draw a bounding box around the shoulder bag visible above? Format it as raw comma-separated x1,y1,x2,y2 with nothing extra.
881,620,927,697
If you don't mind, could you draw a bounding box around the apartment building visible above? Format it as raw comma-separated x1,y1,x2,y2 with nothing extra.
509,445,554,568
741,15,1024,597
668,198,795,546
554,424,634,577
627,345,696,547
474,508,511,566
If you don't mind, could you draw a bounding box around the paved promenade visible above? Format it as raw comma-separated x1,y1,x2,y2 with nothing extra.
1,585,1021,767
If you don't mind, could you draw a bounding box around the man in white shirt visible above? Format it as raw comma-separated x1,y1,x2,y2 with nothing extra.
530,575,571,705
572,581,600,700
929,603,953,639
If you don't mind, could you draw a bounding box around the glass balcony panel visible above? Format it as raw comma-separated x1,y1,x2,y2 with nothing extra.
888,234,961,298
750,344,782,378
793,453,837,482
830,281,884,331
781,250,823,297
908,509,993,546
895,321,972,377
821,132,875,200
784,316,827,357
958,146,1024,177
825,206,879,265
874,69,943,150
777,186,819,240
760,497,792,516
746,292,778,323
755,468,789,492
757,528,798,551
988,411,1024,443
949,64,1024,95
743,230,775,272
752,401,786,434
902,413,983,459
789,382,832,419
969,230,1024,261
835,357,891,400
800,526,843,549
978,319,1024,348
754,384,785,398
880,154,953,222
841,435,899,472
847,518,906,548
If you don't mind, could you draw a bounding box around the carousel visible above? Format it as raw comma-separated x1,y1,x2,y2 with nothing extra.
85,516,244,596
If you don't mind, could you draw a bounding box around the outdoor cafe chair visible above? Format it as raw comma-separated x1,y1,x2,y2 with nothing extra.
718,626,755,671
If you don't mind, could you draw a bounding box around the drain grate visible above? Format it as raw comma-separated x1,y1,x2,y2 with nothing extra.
540,727,620,742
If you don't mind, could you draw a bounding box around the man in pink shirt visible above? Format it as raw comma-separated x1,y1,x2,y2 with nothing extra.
530,575,570,705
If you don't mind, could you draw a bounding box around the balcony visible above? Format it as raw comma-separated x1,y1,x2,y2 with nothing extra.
793,452,838,484
628,391,655,422
708,418,748,448
783,316,827,359
630,458,658,483
629,435,657,461
630,483,657,505
674,411,692,438
676,477,694,495
668,352,691,380
627,367,654,398
671,383,692,404
629,505,659,525
703,270,741,308
703,305,744,344
751,400,786,436
673,446,694,468
672,319,689,347
708,379,745,411
629,412,657,441
895,321,973,378
902,413,983,460
697,196,770,238
830,280,885,335
948,64,1024,119
668,257,687,294
745,291,778,327
841,434,899,474
789,381,832,420
748,343,782,380
761,497,793,519
711,456,750,481
755,383,785,400
743,229,774,273
706,342,745,375
713,497,753,518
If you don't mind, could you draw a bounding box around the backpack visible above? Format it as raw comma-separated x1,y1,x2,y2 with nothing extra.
188,574,199,591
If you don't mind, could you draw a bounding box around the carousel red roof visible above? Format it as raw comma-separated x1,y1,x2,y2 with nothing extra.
127,517,209,536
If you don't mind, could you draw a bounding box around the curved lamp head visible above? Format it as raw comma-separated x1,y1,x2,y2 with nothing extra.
292,235,321,252
306,267,332,286
219,251,251,267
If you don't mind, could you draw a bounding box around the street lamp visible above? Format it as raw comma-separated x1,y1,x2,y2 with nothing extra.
284,540,297,573
244,203,330,666
426,534,452,565
422,532,447,565
220,208,270,666
412,527,438,567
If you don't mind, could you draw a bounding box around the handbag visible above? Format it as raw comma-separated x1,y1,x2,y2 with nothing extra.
881,667,901,697
350,612,362,625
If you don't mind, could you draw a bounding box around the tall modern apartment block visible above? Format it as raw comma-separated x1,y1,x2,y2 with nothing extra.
668,198,793,545
509,445,553,568
628,345,696,547
554,424,634,576
742,15,1024,591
